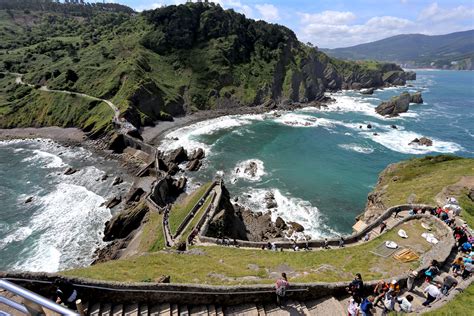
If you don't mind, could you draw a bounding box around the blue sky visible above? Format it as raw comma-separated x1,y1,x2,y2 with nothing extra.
111,0,474,48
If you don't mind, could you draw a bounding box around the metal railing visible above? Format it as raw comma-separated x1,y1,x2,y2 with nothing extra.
0,279,79,315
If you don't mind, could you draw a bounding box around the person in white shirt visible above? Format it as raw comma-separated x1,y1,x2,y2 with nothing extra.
397,294,414,313
422,283,441,306
347,297,361,316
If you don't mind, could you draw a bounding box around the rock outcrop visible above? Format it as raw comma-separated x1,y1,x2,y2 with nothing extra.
103,202,149,242
409,137,433,147
360,88,375,95
375,92,424,117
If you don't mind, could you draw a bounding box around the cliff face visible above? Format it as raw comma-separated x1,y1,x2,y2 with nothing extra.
0,2,413,131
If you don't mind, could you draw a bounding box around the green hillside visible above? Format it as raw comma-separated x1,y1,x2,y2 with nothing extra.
324,30,474,70
0,0,412,135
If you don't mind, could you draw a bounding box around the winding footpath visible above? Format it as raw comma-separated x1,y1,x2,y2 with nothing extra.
3,72,136,134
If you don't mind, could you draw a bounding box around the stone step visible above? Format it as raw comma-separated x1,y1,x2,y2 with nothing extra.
215,306,224,316
112,304,124,316
208,305,217,316
124,304,139,316
256,304,266,316
305,297,346,316
178,305,189,316
139,304,149,316
224,304,259,316
263,303,291,316
171,304,179,316
159,303,171,316
88,303,101,316
286,301,306,315
101,303,113,316
189,305,208,316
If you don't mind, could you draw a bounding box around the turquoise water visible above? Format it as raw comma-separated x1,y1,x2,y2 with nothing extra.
0,139,131,272
160,70,474,238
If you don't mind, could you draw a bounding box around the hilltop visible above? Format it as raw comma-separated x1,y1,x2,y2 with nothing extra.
323,30,474,70
0,0,412,138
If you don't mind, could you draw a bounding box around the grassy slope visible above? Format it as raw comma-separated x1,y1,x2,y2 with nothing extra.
65,219,434,285
169,182,212,235
375,155,474,227
139,211,165,253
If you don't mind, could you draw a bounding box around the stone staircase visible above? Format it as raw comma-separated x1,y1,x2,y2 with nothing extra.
82,297,347,316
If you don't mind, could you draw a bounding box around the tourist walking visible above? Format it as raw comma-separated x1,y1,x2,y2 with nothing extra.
347,297,361,316
441,275,458,295
397,294,414,313
275,272,289,307
360,296,375,316
339,236,345,248
372,280,389,307
422,282,442,306
379,221,387,234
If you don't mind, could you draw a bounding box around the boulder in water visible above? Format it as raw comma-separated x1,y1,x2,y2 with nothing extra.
64,167,78,175
375,92,411,116
409,137,433,147
244,161,258,178
104,196,122,209
288,221,305,232
410,92,423,104
360,88,375,95
112,176,123,186
25,196,33,204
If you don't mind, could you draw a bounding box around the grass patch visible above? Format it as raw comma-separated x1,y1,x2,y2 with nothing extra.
375,156,474,208
176,193,214,244
458,190,474,228
138,211,165,253
169,182,213,236
423,283,474,315
65,219,439,285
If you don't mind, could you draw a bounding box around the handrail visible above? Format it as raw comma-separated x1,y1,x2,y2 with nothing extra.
0,295,29,314
0,279,79,315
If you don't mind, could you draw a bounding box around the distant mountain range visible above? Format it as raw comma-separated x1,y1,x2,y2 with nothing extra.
323,30,474,70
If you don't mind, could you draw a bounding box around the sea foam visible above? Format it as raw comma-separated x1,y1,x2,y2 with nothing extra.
230,159,266,183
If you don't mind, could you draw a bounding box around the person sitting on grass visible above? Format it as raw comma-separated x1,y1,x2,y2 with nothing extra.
422,282,442,306
275,272,289,308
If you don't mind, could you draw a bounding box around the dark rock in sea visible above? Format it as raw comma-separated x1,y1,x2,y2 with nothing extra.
410,92,423,104
233,196,239,202
266,200,278,209
167,162,180,176
186,159,202,172
167,147,188,165
275,217,287,230
244,161,258,178
409,137,433,147
375,92,411,116
64,167,78,175
391,125,397,129
288,221,305,232
104,196,122,209
360,88,375,95
173,177,187,191
25,196,33,204
373,133,379,136
407,84,414,87
102,202,149,242
189,148,205,161
112,176,123,186
101,174,109,181
367,124,372,129
359,125,363,129
405,71,416,81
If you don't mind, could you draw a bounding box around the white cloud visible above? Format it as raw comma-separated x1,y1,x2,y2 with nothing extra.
255,4,280,22
134,2,166,12
300,11,356,25
300,14,415,48
418,2,474,22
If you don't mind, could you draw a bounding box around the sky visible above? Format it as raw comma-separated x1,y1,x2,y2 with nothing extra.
110,0,474,48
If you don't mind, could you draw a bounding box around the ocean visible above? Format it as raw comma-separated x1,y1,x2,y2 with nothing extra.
0,139,131,272
159,70,474,239
0,70,472,273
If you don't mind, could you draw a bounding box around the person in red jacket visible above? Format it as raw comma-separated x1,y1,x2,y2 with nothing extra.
275,272,289,307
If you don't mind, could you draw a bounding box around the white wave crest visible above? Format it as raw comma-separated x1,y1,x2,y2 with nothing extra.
22,149,65,168
0,227,33,250
362,130,463,154
241,188,335,239
231,159,266,182
159,114,264,153
12,183,111,272
338,143,374,154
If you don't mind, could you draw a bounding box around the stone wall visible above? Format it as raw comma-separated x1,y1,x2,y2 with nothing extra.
0,213,455,306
